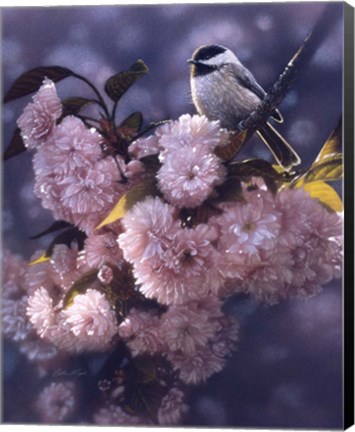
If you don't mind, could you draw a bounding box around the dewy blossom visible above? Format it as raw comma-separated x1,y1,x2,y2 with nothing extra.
157,114,229,152
157,143,226,208
27,286,57,339
216,185,343,304
83,232,123,269
209,188,282,283
118,196,178,265
128,219,223,305
25,245,85,297
129,134,161,159
6,67,345,427
156,114,228,208
118,308,162,356
161,297,238,384
61,289,118,345
2,250,60,364
216,188,281,256
33,129,123,234
167,345,226,385
50,243,83,290
17,78,62,149
159,303,221,354
30,113,146,234
34,115,102,175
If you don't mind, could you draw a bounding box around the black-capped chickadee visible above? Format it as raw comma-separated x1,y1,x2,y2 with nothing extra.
188,44,300,170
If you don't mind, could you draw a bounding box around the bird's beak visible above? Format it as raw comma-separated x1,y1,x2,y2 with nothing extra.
187,59,198,65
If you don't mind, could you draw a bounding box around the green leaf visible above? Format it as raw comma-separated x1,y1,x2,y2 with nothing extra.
315,118,342,162
4,66,73,103
62,269,100,308
292,153,343,187
303,181,343,212
29,220,73,240
228,158,284,193
61,97,94,117
123,381,165,419
122,356,167,420
133,356,157,384
4,128,26,160
96,178,158,229
104,59,149,102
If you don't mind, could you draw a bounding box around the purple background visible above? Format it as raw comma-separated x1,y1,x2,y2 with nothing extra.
2,2,344,427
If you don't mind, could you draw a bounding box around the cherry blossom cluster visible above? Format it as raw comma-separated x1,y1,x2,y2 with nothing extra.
2,77,343,425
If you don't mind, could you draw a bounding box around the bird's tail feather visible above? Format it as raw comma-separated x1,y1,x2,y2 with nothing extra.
257,122,301,170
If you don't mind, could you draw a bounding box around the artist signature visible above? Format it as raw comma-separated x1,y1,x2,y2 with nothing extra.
53,368,88,378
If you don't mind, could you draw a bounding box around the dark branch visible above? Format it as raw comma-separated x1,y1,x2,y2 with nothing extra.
238,5,340,140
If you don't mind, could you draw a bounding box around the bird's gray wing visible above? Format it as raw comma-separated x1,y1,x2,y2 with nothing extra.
232,63,283,123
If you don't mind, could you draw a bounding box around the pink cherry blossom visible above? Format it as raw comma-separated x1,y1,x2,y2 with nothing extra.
84,232,123,269
94,404,151,425
167,345,225,385
3,296,32,342
129,134,161,159
60,160,118,214
159,303,221,354
157,388,188,425
276,187,342,247
97,265,114,284
118,196,178,265
50,243,83,291
217,189,281,256
27,287,57,338
118,308,162,356
224,187,344,304
157,144,226,208
25,248,77,297
17,78,62,149
36,115,102,175
3,249,26,286
157,114,230,153
18,336,59,363
35,381,77,423
132,223,223,305
211,316,240,358
61,289,118,349
2,249,27,299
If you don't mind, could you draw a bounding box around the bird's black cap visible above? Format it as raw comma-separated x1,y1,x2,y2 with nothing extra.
192,45,227,62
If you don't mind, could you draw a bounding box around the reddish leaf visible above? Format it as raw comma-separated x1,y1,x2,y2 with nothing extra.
61,97,94,117
105,60,149,102
29,220,73,240
118,112,143,140
4,66,73,103
4,128,26,160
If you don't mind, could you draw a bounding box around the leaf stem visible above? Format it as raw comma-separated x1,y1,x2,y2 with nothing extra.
132,119,170,141
113,155,128,184
71,72,110,118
